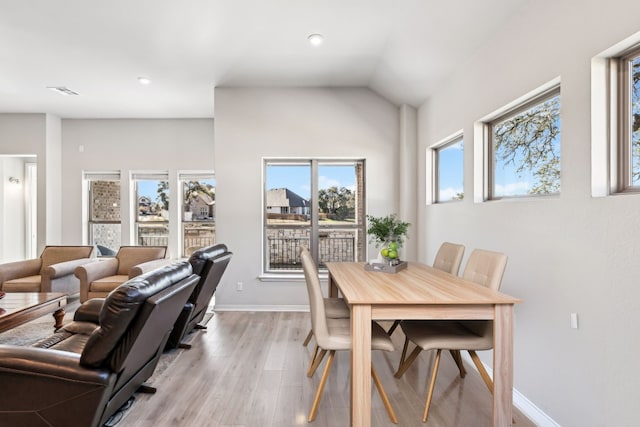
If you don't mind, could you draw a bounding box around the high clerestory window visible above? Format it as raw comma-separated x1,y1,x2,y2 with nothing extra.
263,159,365,275
485,85,561,199
616,47,640,191
432,133,464,203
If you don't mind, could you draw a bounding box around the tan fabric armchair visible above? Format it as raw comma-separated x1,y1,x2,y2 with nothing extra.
75,246,169,302
0,245,95,295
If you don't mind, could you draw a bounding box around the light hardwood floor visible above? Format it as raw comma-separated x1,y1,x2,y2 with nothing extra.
120,311,535,427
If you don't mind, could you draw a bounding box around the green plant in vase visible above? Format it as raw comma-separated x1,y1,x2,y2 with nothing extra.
366,214,410,264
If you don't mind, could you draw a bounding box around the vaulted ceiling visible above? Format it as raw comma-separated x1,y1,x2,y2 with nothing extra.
0,0,528,118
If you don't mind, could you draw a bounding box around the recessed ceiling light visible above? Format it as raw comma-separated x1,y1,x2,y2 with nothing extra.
47,86,80,96
308,34,324,47
137,76,152,85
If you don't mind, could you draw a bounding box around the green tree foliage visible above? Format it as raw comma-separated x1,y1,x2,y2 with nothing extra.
366,214,410,248
493,95,561,195
156,181,169,211
183,181,215,211
318,186,354,220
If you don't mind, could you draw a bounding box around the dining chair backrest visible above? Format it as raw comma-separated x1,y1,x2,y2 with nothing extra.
300,247,330,347
461,249,508,291
432,242,465,275
460,249,508,337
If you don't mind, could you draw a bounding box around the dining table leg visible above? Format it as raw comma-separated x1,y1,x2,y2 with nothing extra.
350,304,372,427
493,303,514,427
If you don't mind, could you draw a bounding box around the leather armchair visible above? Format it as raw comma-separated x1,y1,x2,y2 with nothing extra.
0,245,95,295
75,245,170,302
166,243,232,349
0,261,199,427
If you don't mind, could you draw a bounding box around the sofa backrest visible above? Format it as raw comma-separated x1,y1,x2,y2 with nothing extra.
115,246,168,275
39,245,94,273
80,261,196,369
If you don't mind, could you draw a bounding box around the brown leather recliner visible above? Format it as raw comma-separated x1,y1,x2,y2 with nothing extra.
0,261,199,427
166,243,232,349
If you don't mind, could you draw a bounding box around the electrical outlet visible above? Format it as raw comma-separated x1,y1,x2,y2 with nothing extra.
570,312,579,329
236,282,243,291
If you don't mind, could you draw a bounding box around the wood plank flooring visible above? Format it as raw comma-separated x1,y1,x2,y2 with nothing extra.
120,311,535,427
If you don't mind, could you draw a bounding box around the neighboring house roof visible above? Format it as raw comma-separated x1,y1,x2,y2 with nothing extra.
266,188,309,208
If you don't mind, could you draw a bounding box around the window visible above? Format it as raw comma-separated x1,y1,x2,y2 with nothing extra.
617,47,640,191
263,159,365,274
487,86,561,198
433,134,464,202
84,172,121,256
133,172,169,246
180,172,216,257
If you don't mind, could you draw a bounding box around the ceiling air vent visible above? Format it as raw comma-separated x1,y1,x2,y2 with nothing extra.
47,86,80,96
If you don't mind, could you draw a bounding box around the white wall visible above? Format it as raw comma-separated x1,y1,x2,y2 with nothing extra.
0,113,56,254
0,157,27,262
214,87,400,309
418,0,640,425
61,119,215,257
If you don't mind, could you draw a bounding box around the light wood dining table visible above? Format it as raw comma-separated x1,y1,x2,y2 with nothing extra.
326,261,522,427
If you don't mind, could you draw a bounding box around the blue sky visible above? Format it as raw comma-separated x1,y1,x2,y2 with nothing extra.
266,164,356,200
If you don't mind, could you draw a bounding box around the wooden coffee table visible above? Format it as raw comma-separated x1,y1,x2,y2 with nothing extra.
0,292,68,334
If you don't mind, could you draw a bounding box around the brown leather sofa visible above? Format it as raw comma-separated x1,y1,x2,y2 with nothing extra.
0,245,95,295
166,243,232,349
0,261,199,427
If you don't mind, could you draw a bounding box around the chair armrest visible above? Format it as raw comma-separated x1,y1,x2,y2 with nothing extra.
75,258,119,284
0,345,113,385
129,259,174,278
43,258,96,279
0,258,41,283
73,298,105,323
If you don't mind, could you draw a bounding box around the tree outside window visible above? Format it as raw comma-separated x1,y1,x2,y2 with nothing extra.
490,88,561,198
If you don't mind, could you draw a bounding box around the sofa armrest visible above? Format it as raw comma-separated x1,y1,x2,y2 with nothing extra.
129,258,174,278
43,258,96,279
0,345,113,385
73,298,105,323
0,258,42,284
76,259,119,302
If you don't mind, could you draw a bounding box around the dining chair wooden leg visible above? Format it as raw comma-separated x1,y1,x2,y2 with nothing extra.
303,329,314,346
395,344,423,378
422,349,442,423
308,350,335,422
468,350,494,393
398,337,409,367
307,347,327,377
449,350,467,378
371,365,398,424
387,319,401,336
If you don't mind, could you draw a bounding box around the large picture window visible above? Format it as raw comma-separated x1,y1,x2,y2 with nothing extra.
84,172,121,256
488,86,561,198
263,159,365,274
180,172,216,257
133,172,169,247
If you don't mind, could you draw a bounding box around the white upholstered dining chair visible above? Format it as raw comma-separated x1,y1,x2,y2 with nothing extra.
394,248,508,423
300,247,397,423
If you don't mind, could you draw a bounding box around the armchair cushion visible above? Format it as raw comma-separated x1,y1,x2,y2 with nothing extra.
2,276,41,292
40,246,95,274
116,246,168,275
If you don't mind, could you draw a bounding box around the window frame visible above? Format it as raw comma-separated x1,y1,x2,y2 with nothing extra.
431,132,464,204
616,45,640,192
262,158,366,276
132,171,169,247
83,171,122,256
178,171,216,257
485,84,561,200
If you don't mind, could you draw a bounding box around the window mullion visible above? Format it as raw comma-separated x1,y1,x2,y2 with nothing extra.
310,160,319,265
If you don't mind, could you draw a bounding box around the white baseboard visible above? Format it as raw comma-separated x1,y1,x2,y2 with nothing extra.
460,353,560,427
